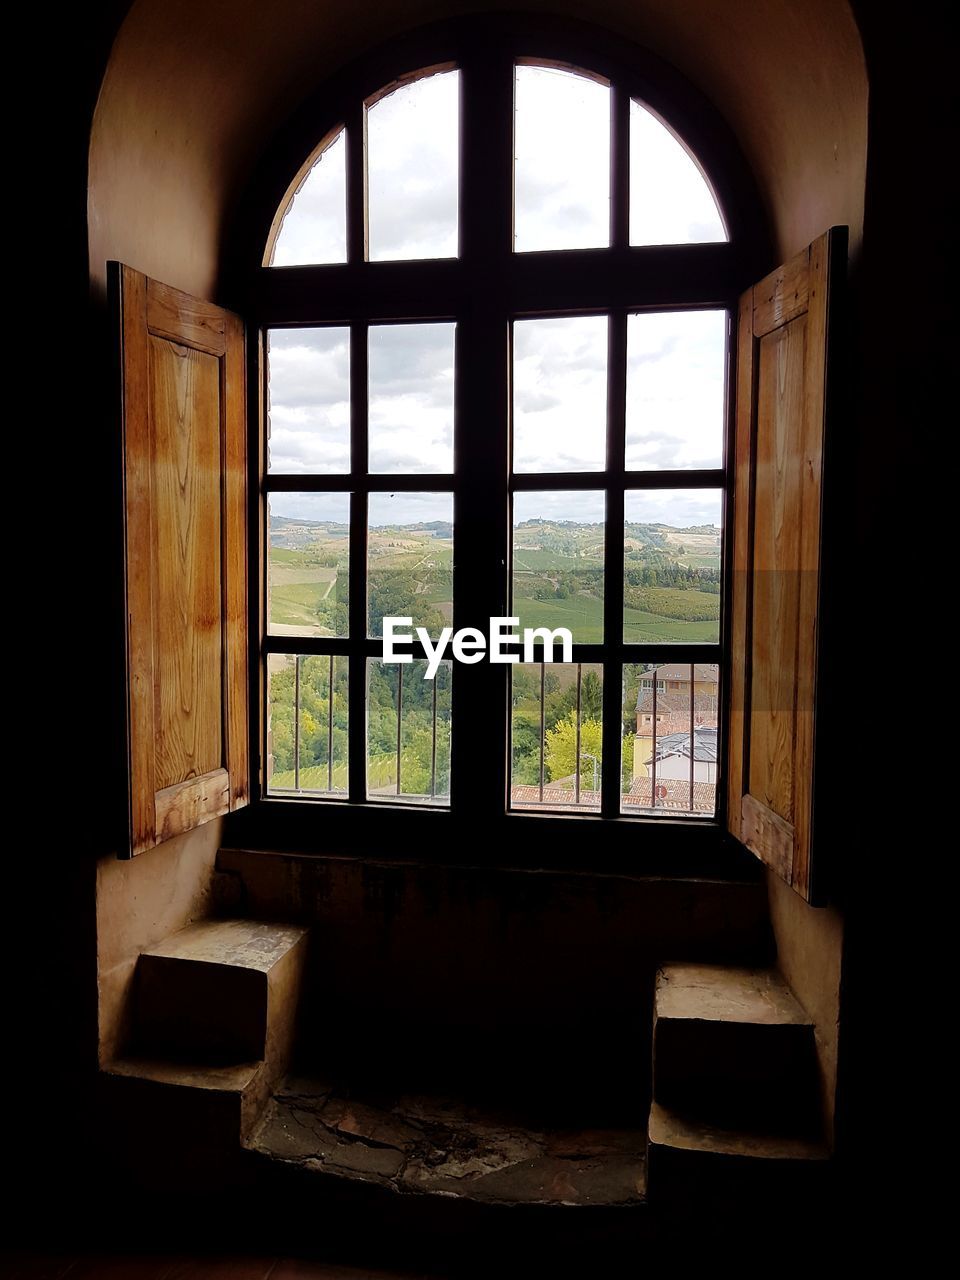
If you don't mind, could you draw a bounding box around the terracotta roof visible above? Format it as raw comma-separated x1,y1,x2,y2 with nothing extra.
510,778,716,814
637,663,720,685
636,690,719,730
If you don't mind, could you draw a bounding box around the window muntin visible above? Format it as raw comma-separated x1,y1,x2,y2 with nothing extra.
258,54,733,825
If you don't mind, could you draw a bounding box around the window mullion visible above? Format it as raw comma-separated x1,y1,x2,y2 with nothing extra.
448,42,514,818
348,322,369,802
602,309,628,819
611,83,630,250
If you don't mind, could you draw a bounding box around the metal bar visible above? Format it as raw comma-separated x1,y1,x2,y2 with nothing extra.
328,653,335,793
689,661,696,813
294,654,301,793
650,668,658,811
539,662,546,805
430,672,438,800
395,662,403,797
347,318,369,804
263,634,722,665
602,305,628,820
575,664,582,805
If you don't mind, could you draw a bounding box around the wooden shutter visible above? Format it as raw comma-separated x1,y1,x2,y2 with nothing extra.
113,263,249,857
727,228,845,904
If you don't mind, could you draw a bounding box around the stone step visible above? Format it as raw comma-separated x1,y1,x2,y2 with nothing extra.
103,918,309,1187
101,1056,265,1186
647,1101,828,1204
653,962,819,1132
135,917,308,1062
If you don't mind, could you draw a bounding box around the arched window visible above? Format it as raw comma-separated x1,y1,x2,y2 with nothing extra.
248,27,753,838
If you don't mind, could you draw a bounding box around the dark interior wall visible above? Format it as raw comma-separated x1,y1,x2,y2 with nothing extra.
88,0,868,304
217,849,773,1120
85,0,870,1151
15,0,942,1244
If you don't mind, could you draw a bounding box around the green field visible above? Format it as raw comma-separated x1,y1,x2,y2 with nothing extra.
268,550,341,634
514,593,719,644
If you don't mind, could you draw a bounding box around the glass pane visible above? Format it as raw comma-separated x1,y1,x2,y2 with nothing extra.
267,493,350,637
513,316,607,472
367,659,452,805
623,489,722,643
267,328,350,474
266,654,349,796
514,65,610,252
270,129,347,266
512,491,605,643
367,70,459,261
630,100,726,245
626,311,726,470
369,323,455,473
368,492,453,637
621,661,719,816
510,663,603,812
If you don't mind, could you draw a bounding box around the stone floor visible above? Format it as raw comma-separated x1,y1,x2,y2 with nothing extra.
249,1075,647,1207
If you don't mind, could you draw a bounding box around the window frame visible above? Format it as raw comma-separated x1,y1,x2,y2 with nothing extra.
227,14,770,875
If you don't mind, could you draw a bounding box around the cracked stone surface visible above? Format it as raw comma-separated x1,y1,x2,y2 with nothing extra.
248,1076,647,1206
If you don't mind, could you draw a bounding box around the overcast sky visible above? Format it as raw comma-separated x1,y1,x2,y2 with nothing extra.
268,66,727,529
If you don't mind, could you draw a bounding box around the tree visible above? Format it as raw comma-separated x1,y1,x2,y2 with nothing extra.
544,712,603,785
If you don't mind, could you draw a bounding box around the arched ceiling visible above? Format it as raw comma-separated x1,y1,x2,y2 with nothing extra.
89,0,867,299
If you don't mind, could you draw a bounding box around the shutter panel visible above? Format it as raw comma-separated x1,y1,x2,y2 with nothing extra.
113,263,249,857
727,228,845,903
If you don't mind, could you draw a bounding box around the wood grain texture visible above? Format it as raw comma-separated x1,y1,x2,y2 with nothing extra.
792,230,832,900
741,792,794,883
748,317,806,823
726,229,842,903
726,289,754,839
117,263,249,856
155,768,230,842
147,277,226,356
150,336,223,790
753,245,810,338
222,311,250,809
120,265,157,855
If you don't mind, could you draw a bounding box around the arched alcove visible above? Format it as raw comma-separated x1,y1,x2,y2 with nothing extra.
88,0,868,1151
89,0,867,300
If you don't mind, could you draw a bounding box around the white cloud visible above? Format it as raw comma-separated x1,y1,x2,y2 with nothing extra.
630,100,726,246
367,71,459,261
626,310,726,469
272,130,347,266
514,66,611,252
268,328,351,473
269,491,350,525
513,316,608,472
624,488,722,529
